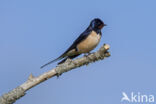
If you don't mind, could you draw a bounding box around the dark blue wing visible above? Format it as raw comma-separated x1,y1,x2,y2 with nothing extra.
63,27,92,54
40,27,92,68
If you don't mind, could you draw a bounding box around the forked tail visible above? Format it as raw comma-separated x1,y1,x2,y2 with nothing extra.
40,56,63,68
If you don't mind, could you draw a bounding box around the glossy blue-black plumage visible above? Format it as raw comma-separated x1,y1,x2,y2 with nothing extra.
41,18,106,68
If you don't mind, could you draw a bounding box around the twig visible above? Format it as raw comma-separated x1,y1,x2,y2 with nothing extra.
0,44,110,104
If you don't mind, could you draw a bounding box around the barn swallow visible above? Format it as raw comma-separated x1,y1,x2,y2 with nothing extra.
41,18,106,68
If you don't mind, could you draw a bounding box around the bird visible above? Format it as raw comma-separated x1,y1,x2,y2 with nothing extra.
41,18,107,68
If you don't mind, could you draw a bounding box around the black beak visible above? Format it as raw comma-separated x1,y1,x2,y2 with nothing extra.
104,24,107,26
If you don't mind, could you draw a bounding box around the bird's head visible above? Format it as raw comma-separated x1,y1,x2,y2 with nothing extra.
90,18,107,30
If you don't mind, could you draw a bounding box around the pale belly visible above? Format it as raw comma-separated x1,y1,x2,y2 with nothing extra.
77,31,101,53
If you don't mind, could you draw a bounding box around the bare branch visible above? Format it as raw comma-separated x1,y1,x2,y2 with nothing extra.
0,44,110,104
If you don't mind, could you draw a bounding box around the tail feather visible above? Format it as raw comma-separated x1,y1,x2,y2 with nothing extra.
40,56,63,69
58,54,80,65
58,58,68,65
41,52,80,68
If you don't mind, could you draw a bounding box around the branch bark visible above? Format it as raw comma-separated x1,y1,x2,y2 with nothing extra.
0,44,110,104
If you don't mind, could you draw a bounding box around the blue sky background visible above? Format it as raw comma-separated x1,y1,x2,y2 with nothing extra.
0,0,156,104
